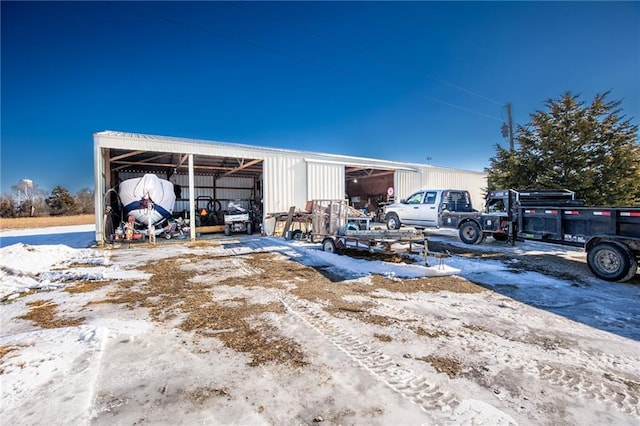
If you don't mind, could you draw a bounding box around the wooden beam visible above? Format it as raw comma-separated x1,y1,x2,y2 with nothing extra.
109,150,147,162
221,159,263,177
110,160,263,174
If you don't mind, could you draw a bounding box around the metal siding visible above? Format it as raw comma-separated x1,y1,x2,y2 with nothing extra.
263,156,306,214
306,161,345,201
215,177,255,203
422,167,487,210
94,132,488,223
394,170,422,200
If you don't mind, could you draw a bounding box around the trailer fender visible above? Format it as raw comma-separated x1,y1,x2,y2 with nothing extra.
586,236,640,256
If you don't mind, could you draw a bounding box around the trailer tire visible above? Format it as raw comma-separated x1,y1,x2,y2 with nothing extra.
459,221,483,244
224,224,231,236
247,222,253,235
587,242,636,282
322,238,340,254
291,229,303,240
386,213,401,230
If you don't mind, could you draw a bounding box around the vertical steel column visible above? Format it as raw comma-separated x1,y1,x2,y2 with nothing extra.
189,154,196,241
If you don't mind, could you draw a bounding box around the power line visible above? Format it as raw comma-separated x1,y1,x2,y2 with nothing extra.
226,1,506,107
106,1,502,121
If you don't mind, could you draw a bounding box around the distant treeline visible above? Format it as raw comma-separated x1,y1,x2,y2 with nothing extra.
0,183,94,218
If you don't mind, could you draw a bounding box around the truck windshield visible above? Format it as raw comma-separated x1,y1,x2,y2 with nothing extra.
405,192,424,204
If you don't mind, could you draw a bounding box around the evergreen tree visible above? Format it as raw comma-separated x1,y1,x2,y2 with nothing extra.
487,92,640,205
46,185,77,216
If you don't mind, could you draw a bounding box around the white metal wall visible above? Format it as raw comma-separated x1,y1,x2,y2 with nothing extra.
263,156,307,214
306,161,345,201
422,167,487,210
394,169,423,200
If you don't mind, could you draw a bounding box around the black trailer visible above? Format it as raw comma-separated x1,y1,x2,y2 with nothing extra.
455,189,640,282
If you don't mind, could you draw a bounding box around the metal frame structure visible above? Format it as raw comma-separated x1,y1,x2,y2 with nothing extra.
94,131,487,245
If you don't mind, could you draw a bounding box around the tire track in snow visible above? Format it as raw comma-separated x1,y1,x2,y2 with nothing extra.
372,299,640,418
279,295,461,421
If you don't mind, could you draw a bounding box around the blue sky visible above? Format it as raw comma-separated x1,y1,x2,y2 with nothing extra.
1,1,638,195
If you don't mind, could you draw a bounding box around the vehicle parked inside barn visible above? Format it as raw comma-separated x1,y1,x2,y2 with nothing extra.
224,199,254,235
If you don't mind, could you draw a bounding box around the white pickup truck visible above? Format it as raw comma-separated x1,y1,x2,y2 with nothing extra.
383,189,476,230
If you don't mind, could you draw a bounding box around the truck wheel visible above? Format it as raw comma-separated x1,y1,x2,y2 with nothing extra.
386,213,401,230
247,222,253,235
224,224,231,236
459,222,483,244
322,238,340,254
587,242,635,282
291,229,303,240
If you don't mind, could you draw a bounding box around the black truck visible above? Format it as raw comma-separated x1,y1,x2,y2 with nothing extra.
449,189,640,282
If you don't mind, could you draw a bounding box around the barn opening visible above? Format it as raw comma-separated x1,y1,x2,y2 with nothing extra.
344,165,396,222
101,148,263,237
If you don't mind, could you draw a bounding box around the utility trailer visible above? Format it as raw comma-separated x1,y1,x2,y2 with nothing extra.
456,189,640,282
318,228,427,256
303,199,436,263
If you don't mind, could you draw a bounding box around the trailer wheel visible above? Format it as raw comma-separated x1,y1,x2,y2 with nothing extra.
386,213,401,230
291,229,303,240
587,242,636,282
224,224,231,236
322,238,340,254
459,221,483,244
247,222,253,235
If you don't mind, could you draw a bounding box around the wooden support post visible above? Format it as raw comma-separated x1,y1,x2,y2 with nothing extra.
282,206,296,237
424,237,430,267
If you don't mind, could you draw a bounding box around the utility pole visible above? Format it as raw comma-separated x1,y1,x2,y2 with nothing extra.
506,103,514,151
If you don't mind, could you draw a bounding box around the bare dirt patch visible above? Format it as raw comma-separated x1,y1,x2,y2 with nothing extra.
0,345,21,362
417,355,462,378
18,300,85,328
0,344,27,374
64,281,111,294
92,255,307,367
83,248,485,372
187,386,232,405
88,250,489,371
413,326,451,338
369,274,484,294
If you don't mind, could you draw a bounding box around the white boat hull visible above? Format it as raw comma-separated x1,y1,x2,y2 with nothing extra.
119,174,176,226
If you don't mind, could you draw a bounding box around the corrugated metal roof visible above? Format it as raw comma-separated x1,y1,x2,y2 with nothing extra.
94,130,482,174
94,130,484,179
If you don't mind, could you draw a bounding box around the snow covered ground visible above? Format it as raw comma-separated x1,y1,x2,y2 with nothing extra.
1,225,639,425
